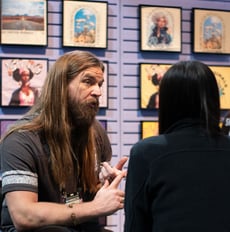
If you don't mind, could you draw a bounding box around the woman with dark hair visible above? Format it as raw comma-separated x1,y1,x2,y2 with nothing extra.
124,60,230,232
9,67,39,106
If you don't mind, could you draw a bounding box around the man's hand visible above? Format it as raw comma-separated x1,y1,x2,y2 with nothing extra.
94,173,126,215
99,156,128,184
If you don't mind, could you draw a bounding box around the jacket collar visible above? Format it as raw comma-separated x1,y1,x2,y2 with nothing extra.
165,118,203,134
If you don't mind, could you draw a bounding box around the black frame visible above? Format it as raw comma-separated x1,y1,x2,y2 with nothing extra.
0,0,47,46
141,120,159,139
99,61,108,109
62,0,108,48
98,119,107,130
192,8,230,54
0,119,17,138
139,63,172,109
1,57,48,107
139,5,182,52
209,65,230,109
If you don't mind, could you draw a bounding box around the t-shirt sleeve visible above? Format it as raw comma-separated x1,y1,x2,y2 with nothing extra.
0,131,41,195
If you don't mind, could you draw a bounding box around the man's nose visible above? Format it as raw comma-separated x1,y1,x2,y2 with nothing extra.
91,84,102,96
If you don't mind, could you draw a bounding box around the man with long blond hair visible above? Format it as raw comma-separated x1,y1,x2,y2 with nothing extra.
0,51,127,232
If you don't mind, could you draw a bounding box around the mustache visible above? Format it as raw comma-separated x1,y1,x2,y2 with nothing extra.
81,98,99,114
87,98,99,107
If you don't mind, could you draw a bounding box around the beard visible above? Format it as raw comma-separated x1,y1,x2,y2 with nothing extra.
68,96,99,128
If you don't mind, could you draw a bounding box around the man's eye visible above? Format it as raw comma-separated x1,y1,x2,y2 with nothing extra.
84,79,92,85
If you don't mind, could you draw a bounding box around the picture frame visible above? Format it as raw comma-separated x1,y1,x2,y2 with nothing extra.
1,58,48,107
0,0,47,46
98,120,107,130
99,61,108,108
0,119,17,138
141,121,159,139
140,63,171,109
193,8,230,54
62,0,108,48
139,5,181,52
209,65,230,109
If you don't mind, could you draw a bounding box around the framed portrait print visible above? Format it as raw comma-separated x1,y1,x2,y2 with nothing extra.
141,121,159,139
1,58,48,107
193,8,230,54
63,0,108,48
140,5,181,52
140,63,171,109
99,61,108,108
98,120,107,130
0,119,17,138
0,0,47,46
209,65,230,109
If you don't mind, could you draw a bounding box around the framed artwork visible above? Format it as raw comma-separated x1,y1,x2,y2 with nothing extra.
141,121,159,139
0,119,17,138
99,120,107,130
221,112,230,136
140,63,171,109
99,61,108,108
193,8,230,54
209,65,230,109
63,0,108,48
0,0,47,46
1,58,48,107
140,5,181,52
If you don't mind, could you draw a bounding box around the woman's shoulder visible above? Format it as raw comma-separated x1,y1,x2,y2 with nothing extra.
139,134,166,145
132,135,166,155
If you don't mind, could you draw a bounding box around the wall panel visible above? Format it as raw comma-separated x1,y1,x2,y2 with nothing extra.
0,0,230,231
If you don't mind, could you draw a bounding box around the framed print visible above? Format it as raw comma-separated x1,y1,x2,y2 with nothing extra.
141,121,159,139
0,0,47,46
193,8,230,54
99,61,108,108
0,119,17,138
140,63,171,109
99,120,107,130
140,5,181,52
221,112,230,136
63,0,108,48
1,58,48,107
209,65,230,109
